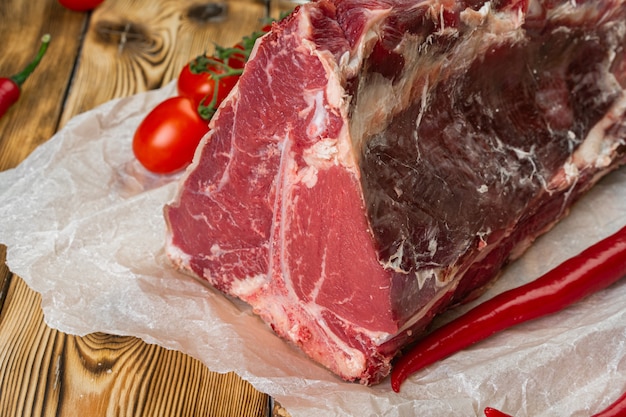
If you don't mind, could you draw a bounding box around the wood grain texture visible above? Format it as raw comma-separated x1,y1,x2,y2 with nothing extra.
0,246,10,314
0,277,271,417
0,0,86,170
59,0,268,127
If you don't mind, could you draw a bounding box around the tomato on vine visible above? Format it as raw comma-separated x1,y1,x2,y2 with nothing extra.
176,56,241,121
177,24,274,120
132,97,209,174
215,23,273,68
133,20,278,174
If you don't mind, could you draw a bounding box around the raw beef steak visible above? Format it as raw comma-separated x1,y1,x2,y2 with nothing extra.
164,0,626,384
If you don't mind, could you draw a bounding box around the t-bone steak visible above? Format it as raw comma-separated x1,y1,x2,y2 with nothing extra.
164,0,626,384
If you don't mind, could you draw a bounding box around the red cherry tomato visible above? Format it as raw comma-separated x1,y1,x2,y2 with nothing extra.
57,0,105,11
177,57,240,111
132,97,209,174
226,45,247,70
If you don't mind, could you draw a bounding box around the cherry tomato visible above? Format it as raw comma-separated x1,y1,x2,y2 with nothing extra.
132,96,209,174
177,57,240,111
58,0,105,11
225,45,247,70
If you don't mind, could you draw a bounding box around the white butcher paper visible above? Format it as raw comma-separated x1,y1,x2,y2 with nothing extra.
1,83,625,417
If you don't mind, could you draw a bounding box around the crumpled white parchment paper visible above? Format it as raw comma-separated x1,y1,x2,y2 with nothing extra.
1,84,625,417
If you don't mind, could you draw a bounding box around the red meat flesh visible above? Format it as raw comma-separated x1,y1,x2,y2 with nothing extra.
164,0,626,384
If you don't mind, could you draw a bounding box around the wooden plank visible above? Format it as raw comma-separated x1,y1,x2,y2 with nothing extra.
0,0,86,170
59,0,268,126
0,276,271,417
0,0,294,414
0,246,10,314
0,0,85,376
0,0,282,416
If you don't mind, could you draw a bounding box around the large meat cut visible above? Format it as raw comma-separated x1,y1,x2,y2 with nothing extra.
164,0,626,384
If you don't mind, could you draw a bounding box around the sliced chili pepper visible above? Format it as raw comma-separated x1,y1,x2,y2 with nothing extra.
391,224,626,392
0,34,51,119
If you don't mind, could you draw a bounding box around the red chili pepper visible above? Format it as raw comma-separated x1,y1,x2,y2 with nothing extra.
484,389,626,417
391,224,626,392
484,407,513,417
0,34,51,119
591,390,626,417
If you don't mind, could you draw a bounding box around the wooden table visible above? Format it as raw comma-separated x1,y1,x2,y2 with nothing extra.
0,0,292,415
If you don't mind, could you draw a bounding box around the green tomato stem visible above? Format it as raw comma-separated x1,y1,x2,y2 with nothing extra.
11,34,51,87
